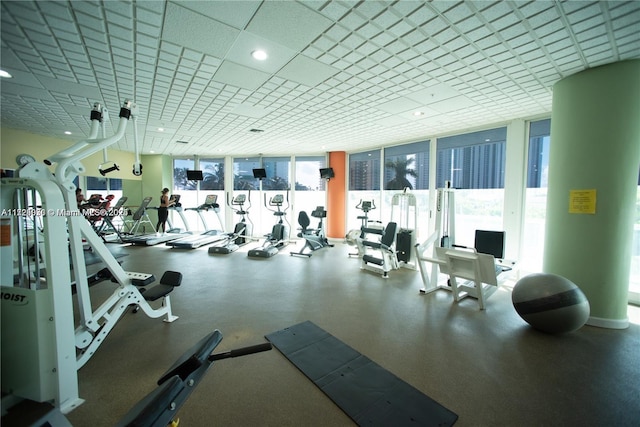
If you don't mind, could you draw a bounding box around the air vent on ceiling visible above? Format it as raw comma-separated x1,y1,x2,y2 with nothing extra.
176,140,189,144
249,128,264,133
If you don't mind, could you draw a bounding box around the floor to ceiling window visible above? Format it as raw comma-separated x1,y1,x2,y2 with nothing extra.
348,149,381,233
630,172,640,304
436,127,507,248
383,140,429,241
260,157,291,238
173,158,203,231
232,156,261,233
522,119,551,274
199,157,226,231
85,176,123,202
294,156,327,235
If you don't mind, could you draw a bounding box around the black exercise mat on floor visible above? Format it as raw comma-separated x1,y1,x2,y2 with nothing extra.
265,321,458,426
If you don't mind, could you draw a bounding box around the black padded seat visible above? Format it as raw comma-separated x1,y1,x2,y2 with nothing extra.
141,271,182,302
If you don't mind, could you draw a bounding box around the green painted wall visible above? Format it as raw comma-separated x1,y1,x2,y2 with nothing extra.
544,60,640,328
139,154,173,225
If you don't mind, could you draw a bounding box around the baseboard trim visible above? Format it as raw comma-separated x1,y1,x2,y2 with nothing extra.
586,315,629,329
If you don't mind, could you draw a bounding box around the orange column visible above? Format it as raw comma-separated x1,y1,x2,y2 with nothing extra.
326,151,346,239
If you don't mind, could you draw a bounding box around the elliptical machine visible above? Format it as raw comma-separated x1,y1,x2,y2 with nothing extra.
247,192,290,258
290,206,334,257
209,191,254,254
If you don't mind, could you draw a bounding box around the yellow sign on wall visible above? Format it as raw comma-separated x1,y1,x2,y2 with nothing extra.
569,189,596,214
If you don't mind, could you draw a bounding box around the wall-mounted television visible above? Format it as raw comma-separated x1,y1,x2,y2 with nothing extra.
186,170,204,181
474,230,505,259
252,168,267,179
319,167,335,179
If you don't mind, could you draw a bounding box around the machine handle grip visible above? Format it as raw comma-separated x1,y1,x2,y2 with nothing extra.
209,342,272,361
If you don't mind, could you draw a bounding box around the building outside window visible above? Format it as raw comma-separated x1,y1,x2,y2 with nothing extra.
260,157,291,237
383,140,429,240
522,119,551,274
294,156,327,234
436,127,507,248
348,149,381,232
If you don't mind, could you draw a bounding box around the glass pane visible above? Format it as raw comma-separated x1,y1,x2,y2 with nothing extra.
436,128,506,246
200,158,224,190
86,176,107,192
109,178,123,191
262,157,290,191
630,182,640,303
295,156,326,191
293,156,327,238
437,127,506,189
384,140,429,191
233,157,260,191
349,149,381,191
522,119,551,275
346,190,382,233
450,189,504,247
174,158,195,190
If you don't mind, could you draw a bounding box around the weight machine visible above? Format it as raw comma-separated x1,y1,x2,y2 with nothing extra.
415,187,514,307
1,101,182,415
415,187,455,294
390,188,418,269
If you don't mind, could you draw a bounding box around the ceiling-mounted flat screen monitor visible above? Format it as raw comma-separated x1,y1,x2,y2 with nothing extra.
319,167,335,179
186,170,204,181
252,168,267,179
474,230,505,259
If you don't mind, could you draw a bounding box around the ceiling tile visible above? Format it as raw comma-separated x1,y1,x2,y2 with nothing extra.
247,1,333,51
212,61,271,91
276,54,339,87
162,2,239,59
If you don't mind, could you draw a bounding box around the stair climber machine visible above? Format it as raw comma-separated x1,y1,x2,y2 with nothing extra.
209,191,254,254
290,206,334,257
167,194,226,249
123,194,191,246
247,193,290,258
0,101,183,418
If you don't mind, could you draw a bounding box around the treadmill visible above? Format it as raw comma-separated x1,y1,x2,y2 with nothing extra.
123,195,190,246
167,194,226,249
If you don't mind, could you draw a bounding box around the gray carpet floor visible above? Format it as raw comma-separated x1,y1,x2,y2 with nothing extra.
35,239,640,426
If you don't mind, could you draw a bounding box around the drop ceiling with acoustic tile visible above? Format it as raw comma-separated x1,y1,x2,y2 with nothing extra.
0,0,638,156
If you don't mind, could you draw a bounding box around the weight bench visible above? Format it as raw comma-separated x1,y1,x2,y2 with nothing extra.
117,329,272,427
129,271,182,320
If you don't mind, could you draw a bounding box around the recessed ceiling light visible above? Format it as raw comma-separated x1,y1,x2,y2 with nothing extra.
413,111,424,116
158,127,164,132
64,131,72,135
150,150,155,153
485,138,491,142
251,50,267,61
0,69,12,78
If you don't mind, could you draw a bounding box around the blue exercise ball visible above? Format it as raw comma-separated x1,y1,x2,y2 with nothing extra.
512,273,590,334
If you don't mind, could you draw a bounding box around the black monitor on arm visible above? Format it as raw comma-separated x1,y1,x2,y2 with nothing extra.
186,170,203,181
253,168,267,180
474,230,505,260
319,167,335,179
